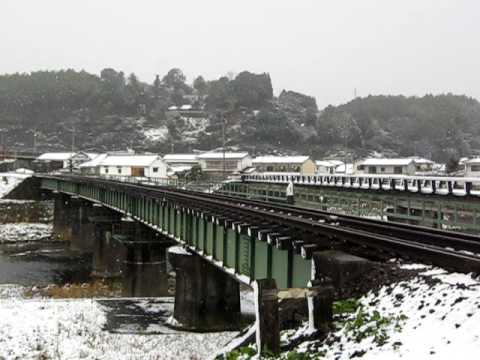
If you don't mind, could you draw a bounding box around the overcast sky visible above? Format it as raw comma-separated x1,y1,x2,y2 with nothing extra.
1,0,479,108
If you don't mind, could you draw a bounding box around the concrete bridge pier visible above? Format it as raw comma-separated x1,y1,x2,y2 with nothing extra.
91,217,125,278
168,247,241,331
70,202,121,253
52,193,76,241
121,224,172,297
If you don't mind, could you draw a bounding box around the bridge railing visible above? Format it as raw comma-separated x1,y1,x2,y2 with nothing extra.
52,174,230,194
242,173,480,197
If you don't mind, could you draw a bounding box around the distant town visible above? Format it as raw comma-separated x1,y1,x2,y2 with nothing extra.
2,150,480,179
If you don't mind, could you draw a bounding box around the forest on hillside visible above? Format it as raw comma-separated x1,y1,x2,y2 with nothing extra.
0,68,479,163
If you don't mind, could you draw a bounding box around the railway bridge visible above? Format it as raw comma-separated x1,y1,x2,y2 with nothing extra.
34,174,480,355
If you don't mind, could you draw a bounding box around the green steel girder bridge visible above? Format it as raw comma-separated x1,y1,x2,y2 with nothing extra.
40,175,313,289
39,174,480,281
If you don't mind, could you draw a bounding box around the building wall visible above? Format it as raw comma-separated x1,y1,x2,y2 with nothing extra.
100,165,133,176
200,156,251,172
144,160,167,178
355,163,416,175
466,164,480,177
253,159,314,174
98,161,167,178
301,159,316,175
317,165,335,174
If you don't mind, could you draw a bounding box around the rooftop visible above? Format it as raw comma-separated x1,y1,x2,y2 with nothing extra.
466,158,480,164
37,152,75,161
253,156,310,164
79,154,108,168
360,158,415,166
197,152,249,160
97,155,162,167
315,160,344,167
163,154,198,162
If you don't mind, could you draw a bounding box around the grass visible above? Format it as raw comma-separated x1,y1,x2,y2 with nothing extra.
25,279,122,299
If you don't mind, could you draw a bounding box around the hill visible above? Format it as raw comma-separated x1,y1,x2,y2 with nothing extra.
0,68,479,163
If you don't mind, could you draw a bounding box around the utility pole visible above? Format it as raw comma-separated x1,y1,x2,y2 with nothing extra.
343,116,349,174
33,130,37,154
222,114,226,181
71,126,76,153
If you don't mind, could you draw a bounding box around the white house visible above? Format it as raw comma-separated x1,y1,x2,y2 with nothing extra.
334,163,355,174
79,154,108,175
465,158,480,177
410,157,435,173
315,160,344,174
355,158,417,175
253,156,316,175
197,152,251,173
96,154,167,178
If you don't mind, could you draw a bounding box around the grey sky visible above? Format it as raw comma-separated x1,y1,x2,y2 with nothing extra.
1,0,479,108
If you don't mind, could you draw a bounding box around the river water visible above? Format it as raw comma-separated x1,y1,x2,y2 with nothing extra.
0,242,92,287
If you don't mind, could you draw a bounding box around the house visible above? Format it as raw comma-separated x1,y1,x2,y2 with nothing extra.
334,163,355,174
315,160,344,174
355,158,417,175
197,152,251,173
163,154,199,167
36,152,74,169
92,154,167,178
410,157,434,173
253,156,316,175
79,154,108,175
465,158,480,177
36,152,98,170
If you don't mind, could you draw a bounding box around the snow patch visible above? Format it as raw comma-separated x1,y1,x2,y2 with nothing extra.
144,127,168,141
0,223,52,243
0,173,30,198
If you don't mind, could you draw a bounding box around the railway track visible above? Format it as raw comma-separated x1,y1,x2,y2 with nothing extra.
45,175,480,274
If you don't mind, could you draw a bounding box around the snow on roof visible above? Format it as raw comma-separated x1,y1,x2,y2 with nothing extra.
167,106,178,111
315,160,343,167
163,154,198,162
37,152,75,161
167,165,193,176
180,104,192,110
466,158,480,164
360,158,415,166
410,157,434,164
335,163,354,174
98,155,162,167
197,152,249,160
252,156,310,164
79,154,108,168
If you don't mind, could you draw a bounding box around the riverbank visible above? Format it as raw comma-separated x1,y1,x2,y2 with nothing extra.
0,287,236,360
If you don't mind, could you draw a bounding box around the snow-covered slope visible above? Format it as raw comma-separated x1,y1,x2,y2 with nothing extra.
279,264,480,359
0,173,30,198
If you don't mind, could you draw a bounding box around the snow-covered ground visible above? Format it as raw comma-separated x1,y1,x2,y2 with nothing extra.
0,223,52,243
276,264,480,360
0,172,30,198
0,289,236,360
144,127,169,141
